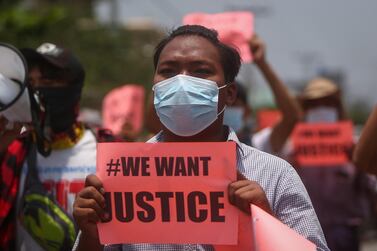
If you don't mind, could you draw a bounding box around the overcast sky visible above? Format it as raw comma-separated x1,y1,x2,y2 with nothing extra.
96,0,377,108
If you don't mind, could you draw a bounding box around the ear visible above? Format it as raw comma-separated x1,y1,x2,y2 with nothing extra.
225,82,237,106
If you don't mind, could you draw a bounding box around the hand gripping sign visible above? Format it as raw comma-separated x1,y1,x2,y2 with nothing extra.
292,121,354,166
183,12,254,63
97,142,238,245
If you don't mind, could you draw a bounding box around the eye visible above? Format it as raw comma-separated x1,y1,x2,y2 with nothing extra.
192,68,213,78
157,67,176,78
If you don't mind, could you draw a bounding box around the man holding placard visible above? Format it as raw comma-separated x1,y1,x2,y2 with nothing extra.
72,25,328,251
291,78,373,251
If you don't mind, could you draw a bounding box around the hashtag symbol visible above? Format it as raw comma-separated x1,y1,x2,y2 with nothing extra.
106,158,121,176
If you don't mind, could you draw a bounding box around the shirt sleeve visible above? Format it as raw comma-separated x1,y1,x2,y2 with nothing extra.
72,231,123,251
273,165,330,251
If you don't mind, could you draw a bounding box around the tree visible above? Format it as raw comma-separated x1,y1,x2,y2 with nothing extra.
0,0,163,108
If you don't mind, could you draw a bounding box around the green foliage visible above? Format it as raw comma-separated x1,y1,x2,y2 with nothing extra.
348,101,370,125
0,5,67,46
0,1,163,108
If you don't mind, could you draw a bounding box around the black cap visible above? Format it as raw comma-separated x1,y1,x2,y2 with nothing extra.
21,43,85,86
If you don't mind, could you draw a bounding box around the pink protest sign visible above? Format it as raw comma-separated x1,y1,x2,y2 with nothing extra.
215,211,254,251
97,142,238,245
251,205,316,251
102,84,145,136
257,109,282,131
183,12,254,63
292,121,354,166
215,205,316,251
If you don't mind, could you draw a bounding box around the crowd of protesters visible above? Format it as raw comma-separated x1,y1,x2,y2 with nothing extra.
1,24,376,251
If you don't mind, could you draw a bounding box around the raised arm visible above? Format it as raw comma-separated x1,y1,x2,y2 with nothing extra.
353,105,377,175
250,35,303,153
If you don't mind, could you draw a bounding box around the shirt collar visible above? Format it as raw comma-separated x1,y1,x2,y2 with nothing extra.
146,126,245,155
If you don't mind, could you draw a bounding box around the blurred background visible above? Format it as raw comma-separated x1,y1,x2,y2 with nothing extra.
1,0,376,125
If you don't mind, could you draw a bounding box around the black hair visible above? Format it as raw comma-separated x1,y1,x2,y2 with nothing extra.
153,25,241,84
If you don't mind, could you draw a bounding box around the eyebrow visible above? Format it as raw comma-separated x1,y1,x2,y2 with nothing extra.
158,59,216,67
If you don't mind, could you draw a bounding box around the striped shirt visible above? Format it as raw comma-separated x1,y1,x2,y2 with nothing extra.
73,128,329,251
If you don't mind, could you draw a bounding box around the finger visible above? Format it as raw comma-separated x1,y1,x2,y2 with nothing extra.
74,197,106,220
229,180,251,194
234,186,265,215
79,186,106,209
85,174,105,194
228,180,252,205
237,188,273,215
235,190,255,214
229,180,252,192
73,207,101,225
237,171,247,181
234,183,258,198
233,183,258,212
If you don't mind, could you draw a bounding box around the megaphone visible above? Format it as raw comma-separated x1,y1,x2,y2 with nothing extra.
0,43,51,156
0,43,32,123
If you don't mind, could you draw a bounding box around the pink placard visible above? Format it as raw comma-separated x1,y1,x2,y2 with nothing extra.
102,84,145,136
257,109,282,131
251,205,316,251
292,121,354,166
183,12,254,63
97,142,238,245
215,205,317,251
214,211,254,251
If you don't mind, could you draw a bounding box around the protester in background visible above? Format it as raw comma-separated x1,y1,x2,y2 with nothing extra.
72,25,329,251
293,78,373,251
353,105,377,175
0,43,96,251
102,84,145,141
223,82,254,144
299,78,347,122
224,34,302,151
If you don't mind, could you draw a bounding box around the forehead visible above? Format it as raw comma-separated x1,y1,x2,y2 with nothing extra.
158,35,221,65
303,96,339,108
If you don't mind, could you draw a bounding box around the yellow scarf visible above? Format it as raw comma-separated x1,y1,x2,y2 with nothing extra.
51,123,85,150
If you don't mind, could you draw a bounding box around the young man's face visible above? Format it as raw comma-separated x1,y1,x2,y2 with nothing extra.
153,35,236,138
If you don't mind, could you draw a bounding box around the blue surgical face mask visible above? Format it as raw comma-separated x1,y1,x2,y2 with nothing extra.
153,74,227,137
306,106,338,123
223,106,244,132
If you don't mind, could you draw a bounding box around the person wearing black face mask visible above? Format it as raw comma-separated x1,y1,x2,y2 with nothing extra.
22,43,85,141
0,43,97,251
